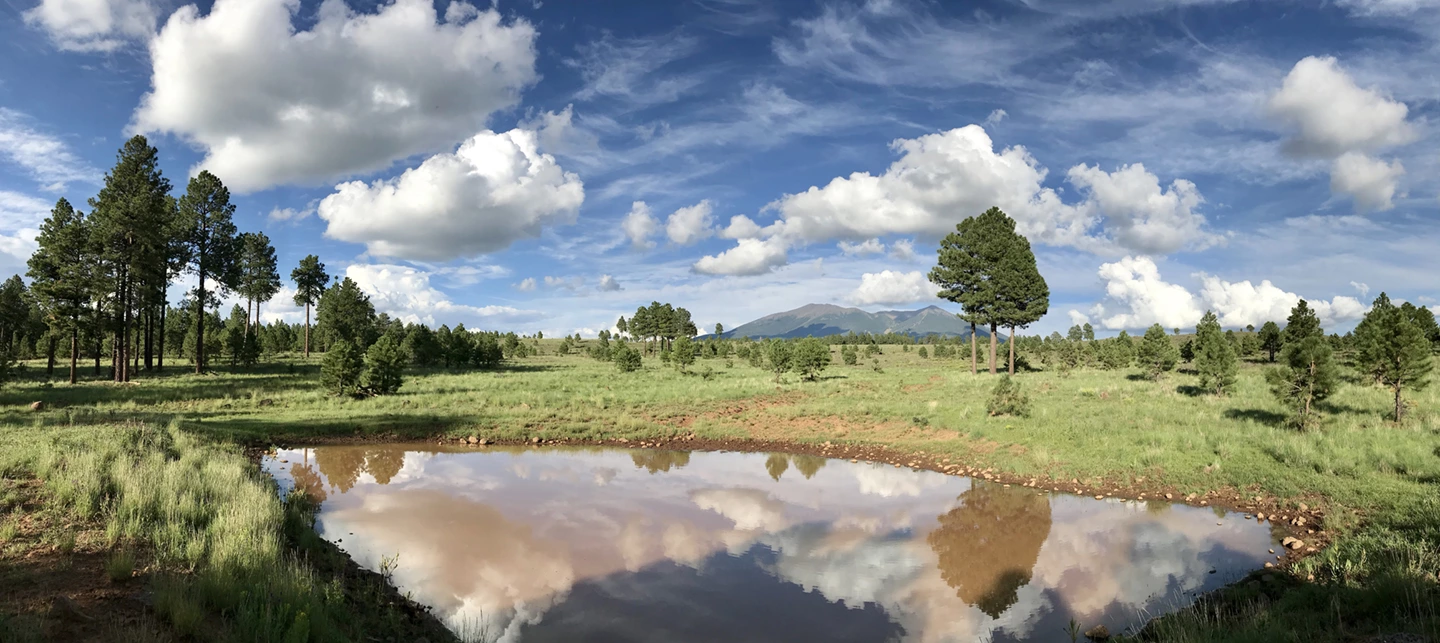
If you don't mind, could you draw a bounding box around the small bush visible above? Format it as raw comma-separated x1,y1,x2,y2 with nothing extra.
700,366,715,381
360,334,406,395
987,375,1030,417
841,344,858,366
106,549,135,582
614,346,642,372
918,347,928,359
320,340,363,397
871,359,883,373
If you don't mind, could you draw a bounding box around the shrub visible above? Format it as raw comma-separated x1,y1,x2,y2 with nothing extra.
613,345,642,372
360,334,406,395
319,340,362,397
1136,324,1180,380
106,549,135,582
1195,310,1238,395
841,344,858,366
793,337,831,381
987,375,1030,417
673,336,697,371
765,340,794,382
917,346,928,359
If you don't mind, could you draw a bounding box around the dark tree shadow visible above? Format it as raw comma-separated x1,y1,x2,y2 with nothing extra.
1221,408,1288,427
1176,385,1206,397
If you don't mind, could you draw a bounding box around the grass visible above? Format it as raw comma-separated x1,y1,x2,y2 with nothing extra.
0,344,1436,641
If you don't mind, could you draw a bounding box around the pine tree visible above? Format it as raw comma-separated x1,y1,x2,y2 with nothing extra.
1356,293,1433,421
176,170,239,374
1266,300,1337,429
793,337,831,381
930,210,992,375
1066,325,1082,342
361,333,406,395
673,335,696,372
28,198,93,383
1082,323,1095,342
290,255,329,358
320,339,363,396
1259,321,1282,362
765,339,794,382
89,135,172,381
238,232,281,332
1136,324,1180,380
315,277,377,351
1194,310,1237,395
986,209,1049,375
1180,339,1195,363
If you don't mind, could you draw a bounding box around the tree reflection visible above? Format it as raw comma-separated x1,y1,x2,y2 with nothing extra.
630,450,691,474
927,481,1052,619
289,458,327,502
765,454,790,481
792,455,826,479
366,449,406,485
314,447,368,492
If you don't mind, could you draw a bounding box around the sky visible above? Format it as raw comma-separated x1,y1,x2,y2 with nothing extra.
0,0,1437,338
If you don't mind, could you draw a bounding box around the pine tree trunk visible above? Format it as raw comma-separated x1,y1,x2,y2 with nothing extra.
94,330,101,376
1394,385,1403,422
69,329,78,385
144,305,153,371
1008,325,1015,375
196,267,206,375
989,323,998,375
158,304,166,372
45,334,55,376
304,303,311,358
970,321,977,375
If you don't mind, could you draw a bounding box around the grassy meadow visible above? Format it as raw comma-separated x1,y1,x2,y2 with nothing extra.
0,340,1436,642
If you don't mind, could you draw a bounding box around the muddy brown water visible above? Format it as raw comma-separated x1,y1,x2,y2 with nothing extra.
262,444,1279,643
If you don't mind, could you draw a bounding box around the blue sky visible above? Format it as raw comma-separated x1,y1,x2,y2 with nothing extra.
0,0,1436,337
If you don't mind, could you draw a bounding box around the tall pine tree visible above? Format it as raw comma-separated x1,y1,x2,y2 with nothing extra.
177,170,240,374
1194,310,1238,395
27,199,93,383
1266,299,1337,429
290,255,329,358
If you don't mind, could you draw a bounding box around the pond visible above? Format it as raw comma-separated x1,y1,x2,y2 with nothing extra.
263,445,1279,643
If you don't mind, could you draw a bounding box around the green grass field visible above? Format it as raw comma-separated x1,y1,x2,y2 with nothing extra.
0,344,1435,642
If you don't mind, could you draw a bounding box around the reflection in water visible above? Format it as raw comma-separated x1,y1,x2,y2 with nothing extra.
263,445,1278,643
765,453,789,481
928,481,1051,619
630,450,691,474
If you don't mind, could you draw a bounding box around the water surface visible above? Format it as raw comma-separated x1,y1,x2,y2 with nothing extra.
263,445,1277,643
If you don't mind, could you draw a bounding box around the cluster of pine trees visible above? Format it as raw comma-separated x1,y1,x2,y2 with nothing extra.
24,136,293,383
929,207,1050,375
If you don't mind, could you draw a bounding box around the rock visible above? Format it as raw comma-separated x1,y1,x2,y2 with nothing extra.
478,438,490,446
530,437,540,444
1264,562,1274,568
1165,493,1173,500
1283,537,1304,550
1298,503,1308,512
467,436,478,444
1294,516,1306,526
1085,624,1111,641
49,596,92,623
1257,513,1266,521
29,401,43,411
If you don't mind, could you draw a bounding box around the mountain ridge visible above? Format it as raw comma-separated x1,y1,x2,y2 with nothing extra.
720,303,982,339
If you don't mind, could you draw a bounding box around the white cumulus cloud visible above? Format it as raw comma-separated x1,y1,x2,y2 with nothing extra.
597,274,622,292
692,236,789,276
1067,163,1224,254
515,277,536,292
622,201,658,248
847,270,939,306
665,200,714,245
133,0,537,192
1330,152,1405,212
1268,55,1416,158
720,214,764,240
345,263,543,327
24,0,158,52
838,238,885,255
1090,256,1370,330
317,127,583,261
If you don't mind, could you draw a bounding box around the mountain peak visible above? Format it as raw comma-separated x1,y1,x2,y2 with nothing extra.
726,303,975,339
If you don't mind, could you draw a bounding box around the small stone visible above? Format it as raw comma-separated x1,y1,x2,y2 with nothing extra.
1269,549,1275,554
1298,503,1308,512
1264,562,1274,568
1295,516,1306,526
1095,495,1104,500
467,436,478,444
1257,513,1266,521
1284,538,1304,550
1165,493,1173,500
530,437,540,444
1084,624,1111,641
478,438,490,446
29,401,43,411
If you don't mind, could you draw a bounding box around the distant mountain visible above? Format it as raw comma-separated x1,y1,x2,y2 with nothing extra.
721,303,984,339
